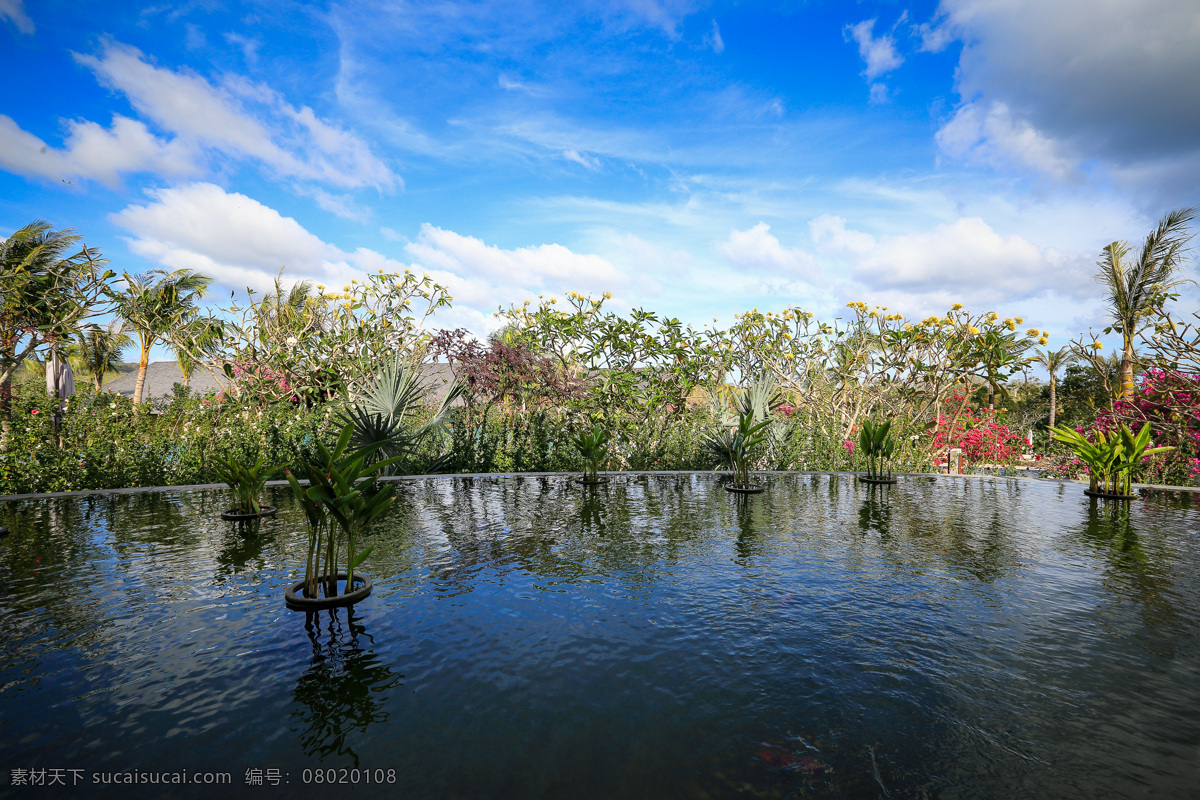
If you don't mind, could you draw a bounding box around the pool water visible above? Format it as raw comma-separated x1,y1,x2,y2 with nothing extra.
1,474,1198,798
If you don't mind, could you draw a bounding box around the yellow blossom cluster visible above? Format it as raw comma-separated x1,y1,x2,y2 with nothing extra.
846,301,869,311
951,303,963,311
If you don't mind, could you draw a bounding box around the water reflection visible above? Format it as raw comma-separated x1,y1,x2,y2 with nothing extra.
290,609,402,765
857,484,892,534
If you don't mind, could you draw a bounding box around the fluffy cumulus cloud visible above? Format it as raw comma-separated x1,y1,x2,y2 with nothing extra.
110,182,628,337
0,115,198,188
0,40,394,191
849,217,1093,308
716,222,819,282
405,223,629,305
927,0,1200,190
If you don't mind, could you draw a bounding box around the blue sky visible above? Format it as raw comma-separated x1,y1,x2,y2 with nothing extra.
3,0,1198,360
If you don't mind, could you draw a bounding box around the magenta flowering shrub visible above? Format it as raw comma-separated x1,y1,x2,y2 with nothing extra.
1046,369,1199,485
1107,369,1199,484
929,393,1029,467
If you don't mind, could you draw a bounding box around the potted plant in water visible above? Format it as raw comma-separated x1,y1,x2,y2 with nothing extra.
284,423,402,610
572,422,611,484
704,392,773,494
1050,421,1173,499
213,453,279,520
857,418,897,484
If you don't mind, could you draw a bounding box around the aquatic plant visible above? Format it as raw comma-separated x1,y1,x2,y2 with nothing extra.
858,418,895,480
285,423,402,600
572,422,610,482
212,452,278,515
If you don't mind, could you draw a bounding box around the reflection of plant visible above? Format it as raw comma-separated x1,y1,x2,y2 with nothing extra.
212,452,278,514
291,611,401,764
1051,421,1173,495
286,424,401,600
572,423,610,481
858,418,895,480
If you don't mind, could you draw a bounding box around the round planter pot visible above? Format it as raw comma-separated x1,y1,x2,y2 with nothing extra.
221,505,277,522
725,484,765,494
1084,489,1138,501
577,476,609,485
285,572,372,610
858,476,898,485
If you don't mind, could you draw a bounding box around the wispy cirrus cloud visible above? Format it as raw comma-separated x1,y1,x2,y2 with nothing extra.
0,0,33,34
0,39,395,192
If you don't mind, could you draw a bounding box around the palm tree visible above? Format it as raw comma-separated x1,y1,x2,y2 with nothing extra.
1033,346,1076,429
116,269,212,405
71,320,132,391
168,315,225,388
1096,206,1196,398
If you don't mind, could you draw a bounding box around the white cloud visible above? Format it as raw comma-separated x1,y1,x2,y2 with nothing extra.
936,101,1074,179
223,32,260,66
0,114,198,187
809,214,875,255
111,183,339,290
63,40,396,190
563,149,602,170
0,0,33,34
716,222,819,281
405,223,628,300
705,19,724,54
868,83,890,105
844,19,903,81
851,217,1093,305
306,188,373,222
110,182,630,339
925,0,1200,191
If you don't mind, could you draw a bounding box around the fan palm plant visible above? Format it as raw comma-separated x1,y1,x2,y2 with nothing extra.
1095,207,1196,399
116,269,211,405
703,378,780,489
341,359,463,474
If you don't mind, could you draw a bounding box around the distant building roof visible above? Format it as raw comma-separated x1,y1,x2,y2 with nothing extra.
103,361,463,405
104,362,226,403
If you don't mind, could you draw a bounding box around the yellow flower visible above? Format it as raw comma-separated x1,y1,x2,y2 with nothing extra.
1027,328,1040,336
1015,316,1023,324
603,291,613,299
1041,330,1048,337
969,326,980,335
1038,337,1048,345
1093,341,1103,349
951,303,963,311
317,284,325,289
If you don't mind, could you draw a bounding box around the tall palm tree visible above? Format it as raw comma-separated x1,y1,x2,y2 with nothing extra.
1033,346,1076,429
71,320,132,391
1096,206,1196,398
116,269,212,405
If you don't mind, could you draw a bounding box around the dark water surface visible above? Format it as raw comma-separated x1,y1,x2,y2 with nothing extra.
1,474,1198,799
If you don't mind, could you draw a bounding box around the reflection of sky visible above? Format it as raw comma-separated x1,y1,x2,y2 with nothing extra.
0,476,1198,798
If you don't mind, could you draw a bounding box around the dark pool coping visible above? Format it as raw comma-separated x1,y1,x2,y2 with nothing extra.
2,470,1197,502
